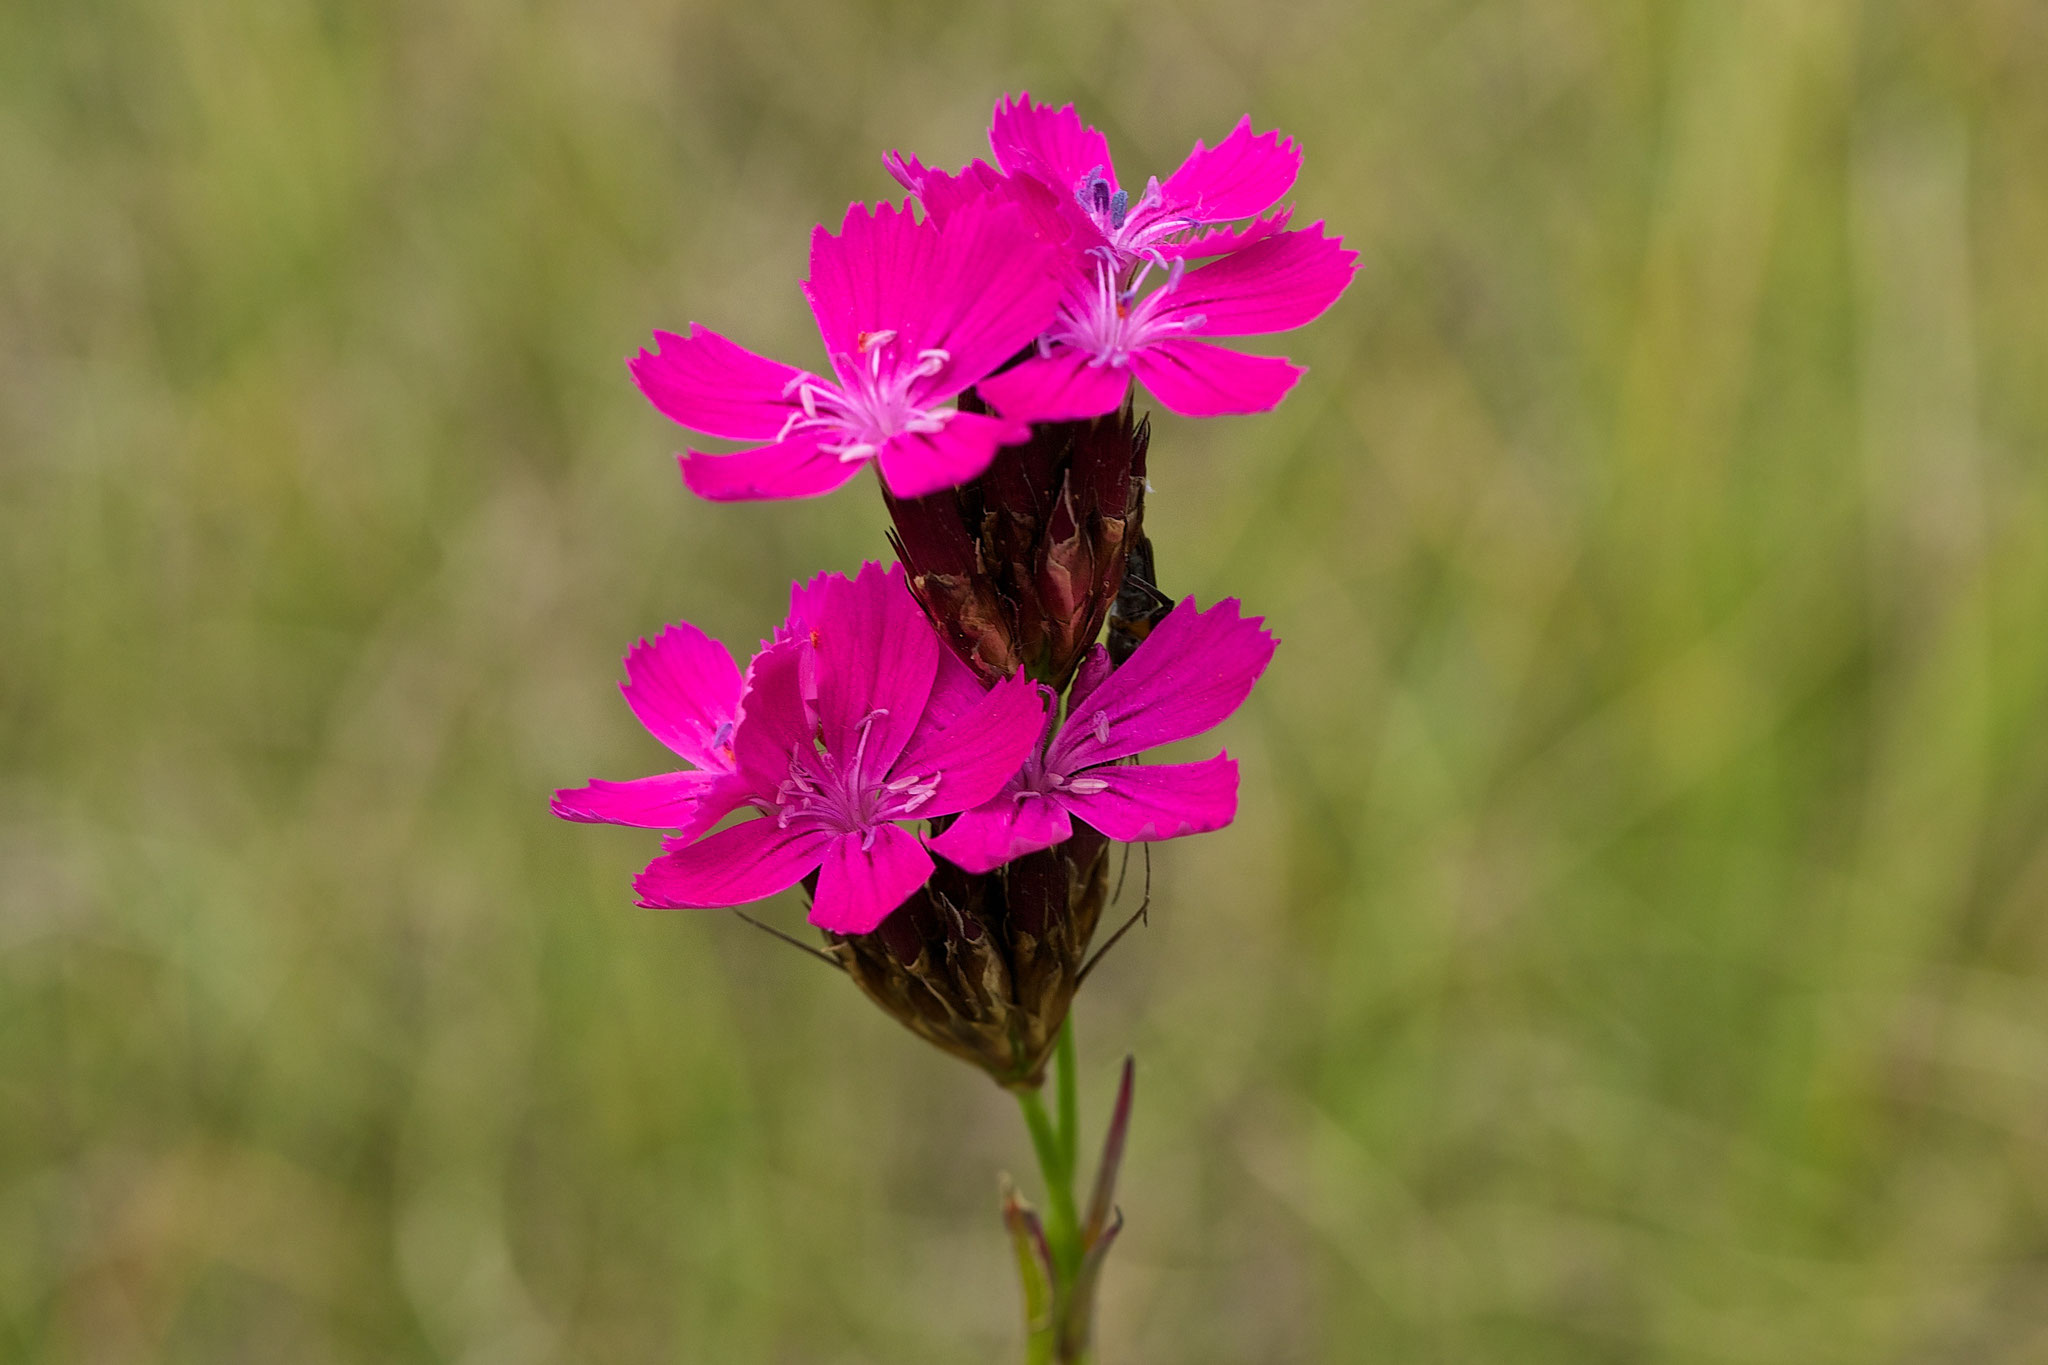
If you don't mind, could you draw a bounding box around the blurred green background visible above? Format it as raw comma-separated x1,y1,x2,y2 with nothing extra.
6,0,2048,1360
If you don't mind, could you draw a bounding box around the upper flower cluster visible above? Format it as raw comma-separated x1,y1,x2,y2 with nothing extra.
635,94,1355,503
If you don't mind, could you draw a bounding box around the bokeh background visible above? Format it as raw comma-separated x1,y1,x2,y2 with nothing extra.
6,0,2048,1360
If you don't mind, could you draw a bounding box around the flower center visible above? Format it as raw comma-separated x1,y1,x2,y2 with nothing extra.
1044,256,1206,368
768,707,940,846
777,330,953,463
1011,709,1112,803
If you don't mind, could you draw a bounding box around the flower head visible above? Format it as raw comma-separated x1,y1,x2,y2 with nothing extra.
886,94,1356,426
632,198,1063,501
931,597,1277,873
630,563,1046,933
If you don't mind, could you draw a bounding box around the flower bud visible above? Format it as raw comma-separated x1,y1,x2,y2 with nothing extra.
884,394,1150,692
826,826,1109,1087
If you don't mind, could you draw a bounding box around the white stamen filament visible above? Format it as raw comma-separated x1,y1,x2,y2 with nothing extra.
771,337,955,463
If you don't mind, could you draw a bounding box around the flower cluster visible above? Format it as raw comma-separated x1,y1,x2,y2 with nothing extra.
631,93,1354,501
558,93,1347,1083
557,561,1274,934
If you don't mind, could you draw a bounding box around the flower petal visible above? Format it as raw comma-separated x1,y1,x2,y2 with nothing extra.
885,151,996,228
550,770,741,839
920,646,990,733
812,562,939,777
891,671,1047,817
990,92,1115,197
1066,645,1111,712
1157,223,1356,337
634,816,833,909
775,569,835,647
802,198,1060,401
803,200,940,364
619,622,743,768
1158,117,1302,222
630,325,804,440
1130,340,1302,418
929,793,1073,874
975,351,1130,425
883,148,937,195
730,639,816,796
875,410,1032,499
678,432,863,502
1153,208,1295,261
916,195,1067,396
811,825,934,934
1060,756,1239,842
1050,597,1276,769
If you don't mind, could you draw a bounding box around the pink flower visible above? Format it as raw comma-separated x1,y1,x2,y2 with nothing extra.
930,597,1276,874
975,224,1356,423
632,563,1048,934
631,197,1063,502
886,94,1356,425
550,620,750,840
984,93,1303,268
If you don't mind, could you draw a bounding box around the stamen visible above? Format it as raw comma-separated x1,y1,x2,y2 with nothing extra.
1078,166,1113,217
890,772,941,814
1109,188,1129,229
856,329,898,354
1064,776,1110,795
1092,710,1111,744
847,707,890,784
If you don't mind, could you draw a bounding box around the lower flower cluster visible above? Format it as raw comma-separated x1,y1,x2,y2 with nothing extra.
555,538,1273,1082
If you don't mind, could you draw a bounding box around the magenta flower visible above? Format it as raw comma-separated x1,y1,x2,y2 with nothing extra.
631,197,1063,502
550,620,750,840
985,94,1303,267
884,94,1356,425
974,224,1356,422
930,597,1276,874
633,563,1048,934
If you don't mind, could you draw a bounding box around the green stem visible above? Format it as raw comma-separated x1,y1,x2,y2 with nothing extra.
1016,1086,1082,1280
1055,1018,1079,1180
